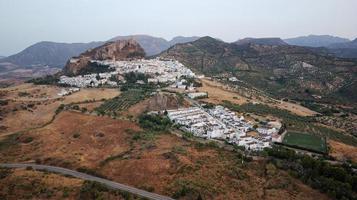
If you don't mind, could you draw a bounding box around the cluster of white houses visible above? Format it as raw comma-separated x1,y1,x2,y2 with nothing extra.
57,87,80,96
59,58,196,88
59,73,118,88
167,106,281,151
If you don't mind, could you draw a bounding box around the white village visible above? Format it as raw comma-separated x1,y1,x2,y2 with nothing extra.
166,106,281,151
59,58,195,88
58,58,281,151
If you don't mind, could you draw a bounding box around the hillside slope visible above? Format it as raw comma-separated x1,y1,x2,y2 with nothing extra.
284,35,350,47
0,41,104,68
235,37,288,46
160,37,357,103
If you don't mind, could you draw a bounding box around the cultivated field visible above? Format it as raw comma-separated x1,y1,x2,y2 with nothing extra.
282,132,327,153
95,89,146,113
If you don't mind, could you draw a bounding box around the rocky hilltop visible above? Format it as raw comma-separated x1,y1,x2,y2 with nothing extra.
160,37,357,103
235,37,288,46
63,40,145,75
110,35,200,56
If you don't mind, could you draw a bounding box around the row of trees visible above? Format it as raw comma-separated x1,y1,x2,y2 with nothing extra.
138,114,172,132
266,146,357,200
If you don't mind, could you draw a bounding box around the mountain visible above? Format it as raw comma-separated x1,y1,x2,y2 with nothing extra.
0,41,104,68
110,35,200,56
169,36,200,46
323,38,357,59
0,35,199,71
328,38,357,49
235,37,288,46
0,56,5,59
109,35,169,56
160,36,357,103
63,39,145,75
284,35,350,47
0,62,60,86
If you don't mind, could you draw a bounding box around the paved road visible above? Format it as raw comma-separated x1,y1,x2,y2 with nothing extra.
0,163,174,200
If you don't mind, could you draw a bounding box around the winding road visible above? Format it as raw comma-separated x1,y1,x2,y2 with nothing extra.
0,163,174,200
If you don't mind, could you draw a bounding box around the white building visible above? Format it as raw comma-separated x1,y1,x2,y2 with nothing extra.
187,92,208,99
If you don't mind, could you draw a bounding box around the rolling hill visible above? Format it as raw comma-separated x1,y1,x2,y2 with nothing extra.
235,37,288,46
284,35,350,47
0,41,104,68
160,36,357,103
328,38,357,49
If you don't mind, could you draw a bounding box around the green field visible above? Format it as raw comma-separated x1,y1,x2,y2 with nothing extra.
96,89,151,113
282,132,327,153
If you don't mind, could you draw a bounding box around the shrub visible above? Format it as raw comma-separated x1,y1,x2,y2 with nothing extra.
138,114,172,132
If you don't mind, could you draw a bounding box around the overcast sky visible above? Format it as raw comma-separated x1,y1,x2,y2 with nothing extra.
0,0,357,56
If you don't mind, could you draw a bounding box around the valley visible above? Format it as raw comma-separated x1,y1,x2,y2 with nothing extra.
0,37,356,200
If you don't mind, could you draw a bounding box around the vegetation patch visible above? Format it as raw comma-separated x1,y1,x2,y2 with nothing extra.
266,146,357,200
0,133,20,151
95,88,152,115
282,132,327,153
79,180,141,200
138,114,172,132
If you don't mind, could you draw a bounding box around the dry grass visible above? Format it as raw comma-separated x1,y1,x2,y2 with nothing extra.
198,78,316,117
61,88,120,104
0,111,140,168
197,79,248,105
329,140,357,162
0,168,83,200
0,83,331,199
0,84,120,135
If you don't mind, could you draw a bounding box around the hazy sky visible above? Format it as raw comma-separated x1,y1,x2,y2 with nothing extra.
1,0,357,56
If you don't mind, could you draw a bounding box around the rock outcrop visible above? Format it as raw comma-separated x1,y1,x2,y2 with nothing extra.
63,40,145,75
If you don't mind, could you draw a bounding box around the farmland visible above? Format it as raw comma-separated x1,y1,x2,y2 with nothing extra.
282,132,327,153
95,89,152,114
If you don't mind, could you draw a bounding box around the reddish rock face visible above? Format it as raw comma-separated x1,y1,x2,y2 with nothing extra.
63,39,145,75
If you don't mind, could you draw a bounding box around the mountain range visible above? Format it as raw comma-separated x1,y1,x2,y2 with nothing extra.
284,35,351,47
235,37,288,46
160,36,357,103
1,41,104,68
2,34,357,71
0,35,200,70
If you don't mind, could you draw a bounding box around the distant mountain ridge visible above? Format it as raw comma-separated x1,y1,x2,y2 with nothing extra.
235,37,288,46
0,41,104,68
160,36,357,103
284,35,350,47
328,38,357,49
0,35,200,70
110,35,200,56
